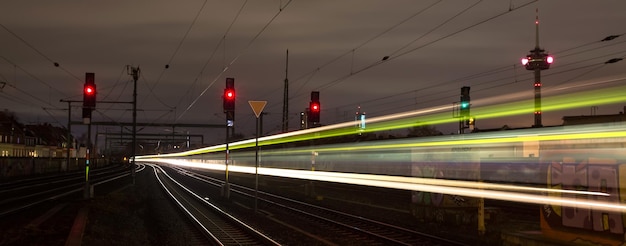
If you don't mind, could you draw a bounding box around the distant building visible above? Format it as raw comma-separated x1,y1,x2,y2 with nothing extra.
562,106,626,126
0,110,30,157
0,110,75,158
468,106,626,158
26,123,75,158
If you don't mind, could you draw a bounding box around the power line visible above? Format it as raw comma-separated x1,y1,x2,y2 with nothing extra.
323,42,626,123
0,55,68,97
0,23,82,82
165,0,208,69
389,0,482,57
148,0,209,96
285,0,444,99
176,0,294,123
175,0,248,113
0,80,61,109
288,0,535,101
261,0,449,123
362,51,626,119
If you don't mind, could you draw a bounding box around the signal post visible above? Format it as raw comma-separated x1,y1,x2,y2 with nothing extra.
83,73,96,198
222,78,235,199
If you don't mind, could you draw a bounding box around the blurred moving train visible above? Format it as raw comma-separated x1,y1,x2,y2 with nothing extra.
136,121,626,245
136,77,626,245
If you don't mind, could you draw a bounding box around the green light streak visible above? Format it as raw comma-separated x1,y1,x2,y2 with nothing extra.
136,84,626,158
262,127,626,155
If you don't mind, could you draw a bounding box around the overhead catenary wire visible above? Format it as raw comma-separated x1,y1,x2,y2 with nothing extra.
554,33,624,56
389,0,482,57
174,0,249,115
176,0,294,123
137,70,174,110
243,0,538,133
285,0,444,99
0,80,60,109
99,65,133,112
148,0,209,98
0,55,68,98
0,23,82,83
360,49,626,119
249,1,625,134
305,30,625,126
258,0,449,131
310,0,538,95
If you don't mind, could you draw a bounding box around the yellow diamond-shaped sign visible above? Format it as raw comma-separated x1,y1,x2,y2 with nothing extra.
248,101,267,118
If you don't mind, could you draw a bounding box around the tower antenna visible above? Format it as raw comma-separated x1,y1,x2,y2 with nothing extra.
520,8,554,128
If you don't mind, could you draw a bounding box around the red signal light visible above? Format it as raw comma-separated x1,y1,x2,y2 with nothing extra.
225,89,235,99
223,87,235,113
85,85,95,95
311,102,320,111
83,73,96,109
309,101,320,123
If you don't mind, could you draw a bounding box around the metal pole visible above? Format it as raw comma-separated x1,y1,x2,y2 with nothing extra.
282,49,289,132
85,122,91,199
66,101,71,171
254,116,259,213
533,69,542,127
223,125,230,199
131,67,138,185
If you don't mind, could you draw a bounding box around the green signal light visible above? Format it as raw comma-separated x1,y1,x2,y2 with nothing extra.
461,102,469,109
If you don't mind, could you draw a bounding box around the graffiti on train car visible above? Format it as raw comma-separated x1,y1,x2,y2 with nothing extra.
410,148,480,224
479,157,542,184
541,149,626,244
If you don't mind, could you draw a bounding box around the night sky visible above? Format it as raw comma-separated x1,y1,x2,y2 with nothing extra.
1,1,625,143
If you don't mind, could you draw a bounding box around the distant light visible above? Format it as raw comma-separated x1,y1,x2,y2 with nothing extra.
521,58,529,65
546,56,554,64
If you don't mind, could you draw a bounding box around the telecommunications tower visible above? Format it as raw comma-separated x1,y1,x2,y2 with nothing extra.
521,9,554,127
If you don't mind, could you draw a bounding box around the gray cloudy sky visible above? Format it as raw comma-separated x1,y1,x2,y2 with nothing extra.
1,0,626,141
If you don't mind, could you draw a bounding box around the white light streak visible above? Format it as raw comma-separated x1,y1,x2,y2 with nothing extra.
142,159,623,213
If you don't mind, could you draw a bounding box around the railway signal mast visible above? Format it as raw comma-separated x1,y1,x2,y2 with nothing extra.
521,9,553,128
459,86,471,134
308,91,320,128
223,77,235,198
82,72,96,198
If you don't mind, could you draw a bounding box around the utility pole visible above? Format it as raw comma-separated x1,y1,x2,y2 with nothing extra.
65,101,72,171
282,49,289,132
128,66,140,184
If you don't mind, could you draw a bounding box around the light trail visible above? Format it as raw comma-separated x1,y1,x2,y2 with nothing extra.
135,83,626,215
141,159,621,212
137,83,626,159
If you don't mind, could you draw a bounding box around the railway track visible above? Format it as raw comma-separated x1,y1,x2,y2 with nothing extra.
0,165,141,217
165,165,467,245
150,164,280,245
